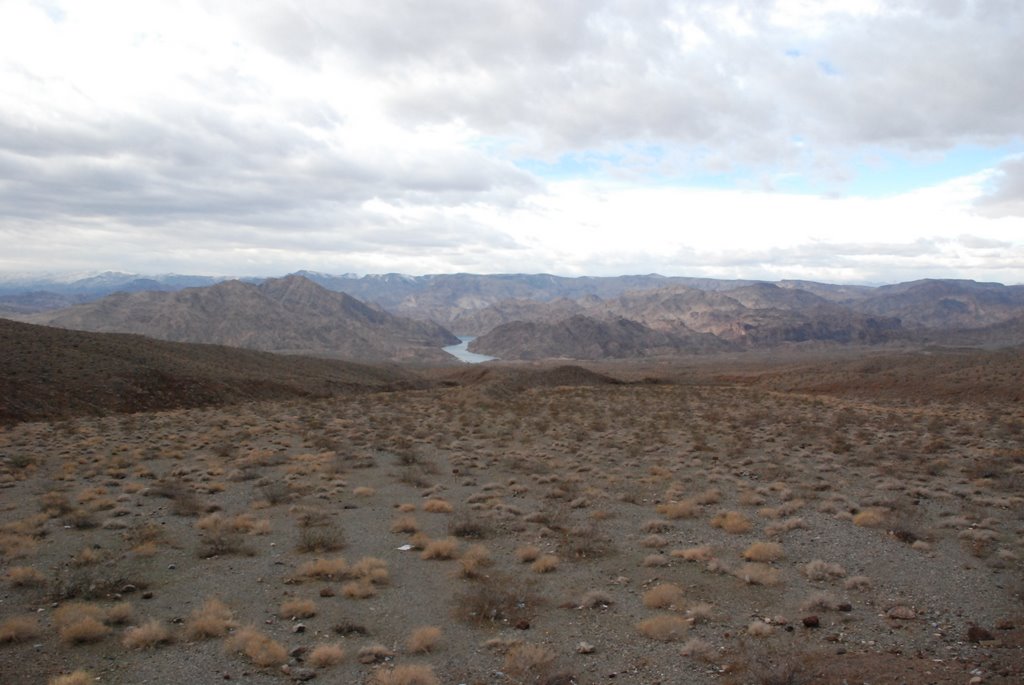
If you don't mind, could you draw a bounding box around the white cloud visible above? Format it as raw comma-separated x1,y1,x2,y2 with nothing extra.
0,1,1021,282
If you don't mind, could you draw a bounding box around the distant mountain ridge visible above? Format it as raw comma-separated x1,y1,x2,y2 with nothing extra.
24,275,459,363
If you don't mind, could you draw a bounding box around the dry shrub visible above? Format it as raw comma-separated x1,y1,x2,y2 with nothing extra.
6,565,46,587
747,620,774,637
49,671,94,685
457,544,494,579
515,545,541,563
71,547,102,566
342,580,377,599
672,545,713,562
642,553,670,567
742,542,784,562
308,642,346,668
686,602,714,624
844,575,871,591
734,563,782,586
0,615,40,643
852,508,887,527
801,591,841,612
710,511,752,534
680,637,716,662
185,598,235,639
350,556,390,584
420,537,459,560
353,486,376,497
296,557,348,580
370,665,440,685
454,573,543,626
391,515,420,534
637,614,690,642
640,534,669,548
407,625,442,653
423,498,454,513
279,598,317,619
357,643,395,664
105,602,134,625
530,554,559,573
657,500,698,519
296,525,345,553
642,518,672,533
765,517,807,537
225,626,287,667
578,590,613,609
642,583,684,610
59,616,110,645
504,643,556,680
695,488,721,505
802,559,846,581
122,619,173,649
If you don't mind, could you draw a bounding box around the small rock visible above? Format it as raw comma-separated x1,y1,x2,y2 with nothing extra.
967,625,993,643
319,587,335,598
886,606,915,620
121,584,138,594
838,603,852,612
167,564,176,570
289,646,307,658
969,677,982,685
802,616,820,628
141,591,154,600
514,619,530,630
290,668,316,681
995,619,1014,630
293,623,306,634
576,641,595,654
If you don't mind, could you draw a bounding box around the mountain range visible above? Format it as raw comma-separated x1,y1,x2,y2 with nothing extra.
2,271,1023,362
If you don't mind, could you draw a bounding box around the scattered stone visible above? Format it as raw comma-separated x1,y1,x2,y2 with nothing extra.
289,646,307,658
167,563,176,570
141,591,154,600
121,584,138,594
969,677,982,685
838,603,852,612
967,625,994,642
290,667,316,681
319,587,335,598
886,606,915,620
995,619,1014,630
515,619,531,630
576,641,595,654
802,616,820,628
293,623,306,634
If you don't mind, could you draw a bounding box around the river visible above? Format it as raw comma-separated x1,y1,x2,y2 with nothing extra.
442,336,497,364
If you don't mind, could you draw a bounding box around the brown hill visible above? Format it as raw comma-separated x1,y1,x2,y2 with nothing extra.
852,279,1024,329
0,318,423,424
25,275,459,362
468,314,729,360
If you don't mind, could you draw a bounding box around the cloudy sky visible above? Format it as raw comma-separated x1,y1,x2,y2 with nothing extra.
1,0,1022,283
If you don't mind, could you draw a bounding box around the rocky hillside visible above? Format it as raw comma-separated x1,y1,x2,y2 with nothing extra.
0,318,423,424
468,314,730,360
24,275,459,363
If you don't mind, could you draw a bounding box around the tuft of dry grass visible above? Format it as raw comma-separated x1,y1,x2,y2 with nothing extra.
0,615,40,643
279,598,317,619
657,500,698,519
6,565,46,587
420,537,459,560
515,544,541,563
353,486,376,497
357,643,395,664
844,575,871,591
370,665,441,685
680,637,716,662
710,510,752,534
504,643,557,680
342,579,377,599
350,556,390,584
733,563,782,586
390,515,420,534
801,591,841,612
636,614,690,642
225,626,288,667
122,619,173,649
742,541,784,562
423,498,454,513
184,598,235,639
802,559,846,581
105,602,134,625
49,671,94,685
852,508,887,527
747,620,774,636
530,554,559,573
578,589,613,609
295,557,348,580
59,616,110,645
672,545,713,562
407,625,442,653
308,642,346,668
642,583,684,610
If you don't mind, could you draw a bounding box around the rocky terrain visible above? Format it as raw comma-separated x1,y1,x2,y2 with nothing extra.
1,350,1022,684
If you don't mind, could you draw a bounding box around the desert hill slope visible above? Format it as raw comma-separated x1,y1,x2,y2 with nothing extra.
0,318,423,424
24,275,459,363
